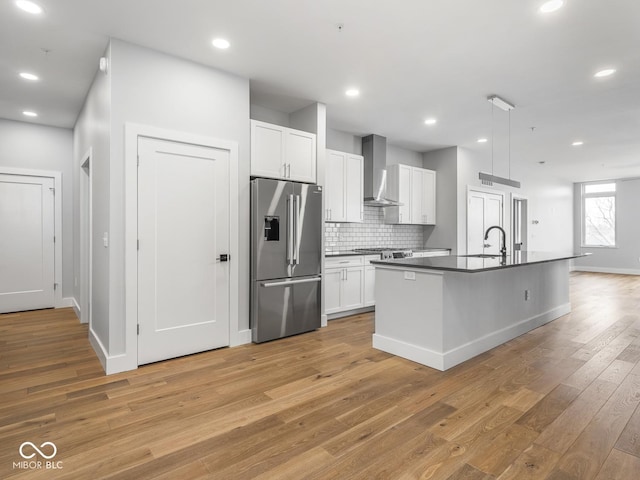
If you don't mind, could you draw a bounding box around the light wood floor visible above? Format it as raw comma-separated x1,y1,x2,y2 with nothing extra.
1,272,639,479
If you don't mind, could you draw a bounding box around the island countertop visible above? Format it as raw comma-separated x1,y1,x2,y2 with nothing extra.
371,251,588,273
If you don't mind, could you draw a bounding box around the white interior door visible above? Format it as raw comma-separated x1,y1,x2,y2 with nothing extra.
137,137,230,365
0,173,55,313
467,189,504,255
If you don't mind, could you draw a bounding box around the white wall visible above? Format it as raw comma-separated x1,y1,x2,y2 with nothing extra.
0,119,74,300
573,178,640,274
74,43,112,350
523,170,574,252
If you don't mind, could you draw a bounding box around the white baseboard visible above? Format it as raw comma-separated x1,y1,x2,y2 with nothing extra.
573,266,640,276
56,297,75,309
327,306,375,321
71,298,81,321
373,334,445,370
88,328,137,375
231,329,252,347
373,303,571,371
89,328,108,373
321,314,328,328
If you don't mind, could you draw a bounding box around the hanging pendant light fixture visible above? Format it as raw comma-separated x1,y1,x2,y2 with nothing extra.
479,95,521,188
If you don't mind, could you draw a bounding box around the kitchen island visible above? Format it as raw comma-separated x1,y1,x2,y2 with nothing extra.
370,252,586,370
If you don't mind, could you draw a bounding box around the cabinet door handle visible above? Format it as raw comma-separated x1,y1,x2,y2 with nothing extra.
400,213,403,223
287,163,291,178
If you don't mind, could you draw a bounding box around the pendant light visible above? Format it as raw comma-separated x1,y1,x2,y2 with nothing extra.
479,95,521,188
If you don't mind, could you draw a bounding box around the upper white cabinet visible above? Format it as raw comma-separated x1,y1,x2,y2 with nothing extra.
325,149,363,222
412,167,436,225
251,120,317,183
386,164,436,225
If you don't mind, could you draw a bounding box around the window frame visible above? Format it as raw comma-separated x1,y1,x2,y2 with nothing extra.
581,181,617,248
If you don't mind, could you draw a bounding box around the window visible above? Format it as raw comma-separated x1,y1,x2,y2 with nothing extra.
582,182,616,247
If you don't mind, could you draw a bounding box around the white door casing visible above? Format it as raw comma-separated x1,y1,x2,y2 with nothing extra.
137,136,231,365
0,173,56,313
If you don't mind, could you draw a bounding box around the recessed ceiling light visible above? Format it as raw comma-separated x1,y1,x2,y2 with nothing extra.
539,0,563,13
594,68,616,78
212,38,230,49
477,138,488,143
19,72,39,81
23,110,38,117
424,118,437,126
15,0,43,14
572,141,584,146
345,88,360,97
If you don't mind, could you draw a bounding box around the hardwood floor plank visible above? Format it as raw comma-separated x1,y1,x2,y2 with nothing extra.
535,378,618,454
593,448,640,480
446,463,495,480
515,384,581,433
467,424,538,476
549,373,640,479
495,443,561,480
614,401,640,458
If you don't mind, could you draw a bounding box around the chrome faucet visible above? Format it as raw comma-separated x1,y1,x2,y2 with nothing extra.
484,225,507,256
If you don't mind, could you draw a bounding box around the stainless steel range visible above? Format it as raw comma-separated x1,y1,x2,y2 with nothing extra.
353,248,413,260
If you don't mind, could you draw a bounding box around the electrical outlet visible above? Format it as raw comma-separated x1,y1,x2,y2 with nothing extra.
404,271,416,281
524,289,530,301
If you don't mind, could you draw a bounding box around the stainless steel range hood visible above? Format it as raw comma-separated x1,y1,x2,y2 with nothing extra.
362,134,402,207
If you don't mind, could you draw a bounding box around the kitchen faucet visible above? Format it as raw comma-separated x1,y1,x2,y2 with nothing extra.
484,225,507,256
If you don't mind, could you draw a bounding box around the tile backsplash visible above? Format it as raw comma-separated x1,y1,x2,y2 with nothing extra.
325,206,424,251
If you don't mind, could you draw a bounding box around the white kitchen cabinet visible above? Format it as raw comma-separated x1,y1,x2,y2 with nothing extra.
325,149,363,222
386,164,436,225
251,119,316,183
411,167,436,225
363,255,378,307
324,256,365,314
324,268,343,314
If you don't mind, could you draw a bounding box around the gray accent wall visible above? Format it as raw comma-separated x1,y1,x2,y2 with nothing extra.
423,147,458,254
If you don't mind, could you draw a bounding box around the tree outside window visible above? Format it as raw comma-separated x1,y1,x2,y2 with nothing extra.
582,183,616,247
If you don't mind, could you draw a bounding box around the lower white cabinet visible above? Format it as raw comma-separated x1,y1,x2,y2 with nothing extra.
325,256,365,314
363,255,378,307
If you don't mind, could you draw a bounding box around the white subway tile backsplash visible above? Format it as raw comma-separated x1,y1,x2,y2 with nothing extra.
325,206,423,251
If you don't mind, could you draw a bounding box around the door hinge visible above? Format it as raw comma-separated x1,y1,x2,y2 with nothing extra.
137,155,140,167
137,239,140,250
53,283,58,290
53,236,56,243
50,187,55,196
137,324,140,335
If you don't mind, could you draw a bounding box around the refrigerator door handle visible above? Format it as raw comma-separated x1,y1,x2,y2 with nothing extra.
287,194,294,265
261,276,322,288
293,194,300,265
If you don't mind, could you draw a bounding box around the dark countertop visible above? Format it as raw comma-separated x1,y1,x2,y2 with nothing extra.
371,251,588,273
325,248,451,258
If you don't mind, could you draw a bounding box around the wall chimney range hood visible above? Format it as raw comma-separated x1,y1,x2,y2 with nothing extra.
362,134,402,207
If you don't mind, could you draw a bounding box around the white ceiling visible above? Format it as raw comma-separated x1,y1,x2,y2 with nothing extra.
1,0,639,182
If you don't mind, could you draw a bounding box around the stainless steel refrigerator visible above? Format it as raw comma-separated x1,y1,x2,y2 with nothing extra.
251,178,322,343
